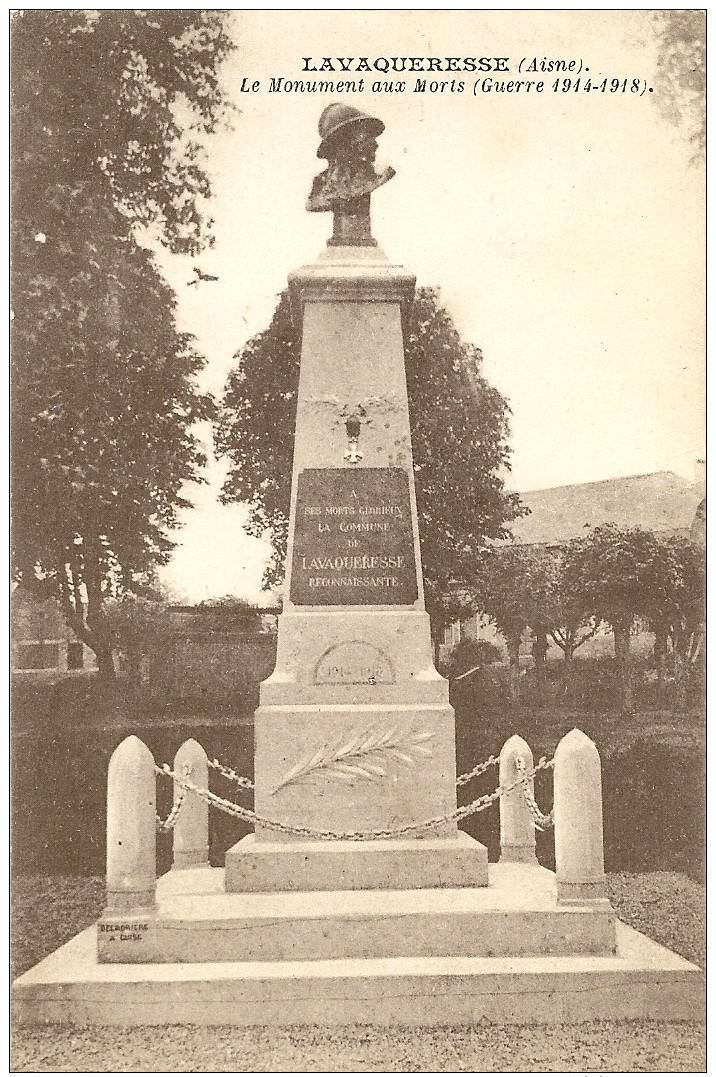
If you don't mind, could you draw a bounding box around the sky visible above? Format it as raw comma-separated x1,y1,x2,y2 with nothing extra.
154,10,704,604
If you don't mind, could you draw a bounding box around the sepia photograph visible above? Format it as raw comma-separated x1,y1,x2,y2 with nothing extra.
10,8,705,1073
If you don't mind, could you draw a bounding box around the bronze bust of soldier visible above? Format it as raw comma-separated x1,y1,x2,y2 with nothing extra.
307,103,395,247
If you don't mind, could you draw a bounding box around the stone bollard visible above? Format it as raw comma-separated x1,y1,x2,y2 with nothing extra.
499,734,537,864
554,728,606,903
172,738,210,870
105,735,156,912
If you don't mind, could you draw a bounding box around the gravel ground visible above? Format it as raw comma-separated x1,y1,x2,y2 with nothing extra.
10,1019,706,1072
11,871,705,1072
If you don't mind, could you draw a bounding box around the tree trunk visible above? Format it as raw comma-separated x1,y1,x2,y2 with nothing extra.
83,533,116,682
533,630,548,704
507,637,521,707
95,641,116,681
560,643,574,700
56,555,114,680
672,641,687,714
548,631,575,700
653,627,669,704
613,624,633,714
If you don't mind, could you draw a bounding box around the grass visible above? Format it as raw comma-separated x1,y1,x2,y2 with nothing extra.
10,871,705,1072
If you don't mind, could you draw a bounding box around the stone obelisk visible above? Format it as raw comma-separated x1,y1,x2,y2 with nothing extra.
226,104,487,891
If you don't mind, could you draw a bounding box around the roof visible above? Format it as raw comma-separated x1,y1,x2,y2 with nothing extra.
510,471,703,547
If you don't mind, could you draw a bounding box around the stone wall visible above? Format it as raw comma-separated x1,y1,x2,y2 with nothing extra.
139,633,277,712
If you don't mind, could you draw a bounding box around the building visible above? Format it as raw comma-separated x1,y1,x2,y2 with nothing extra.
509,468,704,550
11,589,280,690
125,603,279,709
11,587,97,676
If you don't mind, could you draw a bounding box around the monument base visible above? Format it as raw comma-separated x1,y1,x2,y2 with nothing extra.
225,832,488,892
13,862,702,1027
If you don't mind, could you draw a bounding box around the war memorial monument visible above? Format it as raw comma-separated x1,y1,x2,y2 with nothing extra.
13,105,703,1027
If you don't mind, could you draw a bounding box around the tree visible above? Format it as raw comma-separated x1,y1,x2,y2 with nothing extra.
642,535,705,710
561,525,662,713
445,638,502,680
541,549,601,674
104,591,172,683
472,545,556,706
667,537,705,711
11,12,233,676
215,288,523,638
653,10,706,160
404,291,524,638
214,291,298,592
11,12,234,256
465,544,600,704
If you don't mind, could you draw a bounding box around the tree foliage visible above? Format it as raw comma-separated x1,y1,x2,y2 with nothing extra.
11,11,234,255
467,524,704,712
653,9,705,159
444,637,502,680
214,291,299,585
11,11,233,674
472,545,557,702
103,591,172,680
214,288,523,628
561,525,662,635
642,535,705,648
473,543,601,697
529,546,601,665
405,291,524,634
560,525,667,712
641,534,705,706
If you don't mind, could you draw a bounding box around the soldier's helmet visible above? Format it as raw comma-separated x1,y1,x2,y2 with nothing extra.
317,103,385,159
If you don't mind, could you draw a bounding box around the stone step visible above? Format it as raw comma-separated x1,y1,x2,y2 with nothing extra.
13,921,703,1027
225,832,489,892
97,863,617,964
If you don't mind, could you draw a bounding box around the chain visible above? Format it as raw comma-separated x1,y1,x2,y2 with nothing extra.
205,754,497,792
514,756,554,831
208,757,255,791
156,762,193,832
154,756,553,842
456,753,498,787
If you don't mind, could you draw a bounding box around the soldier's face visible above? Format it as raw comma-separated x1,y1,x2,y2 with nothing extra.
350,127,378,164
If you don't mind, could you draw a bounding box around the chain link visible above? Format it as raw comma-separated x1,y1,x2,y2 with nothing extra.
208,757,255,791
514,756,554,831
204,753,497,792
154,756,553,842
456,753,499,787
156,762,193,832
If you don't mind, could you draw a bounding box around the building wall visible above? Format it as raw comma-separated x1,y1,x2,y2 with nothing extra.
139,632,277,708
11,591,277,697
11,589,97,675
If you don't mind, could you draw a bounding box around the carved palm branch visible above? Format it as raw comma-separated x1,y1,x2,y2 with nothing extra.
271,727,434,795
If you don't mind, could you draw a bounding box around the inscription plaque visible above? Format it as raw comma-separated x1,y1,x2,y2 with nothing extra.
290,468,418,606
